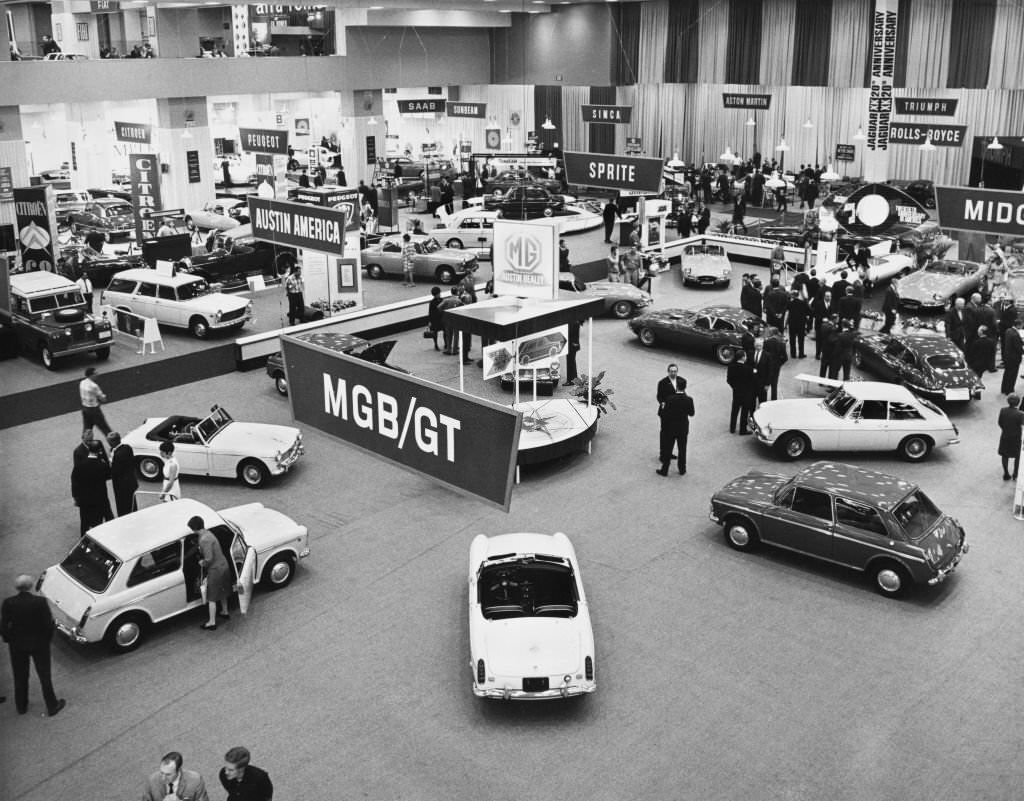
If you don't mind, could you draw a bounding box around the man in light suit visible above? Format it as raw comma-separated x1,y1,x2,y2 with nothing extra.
143,752,210,801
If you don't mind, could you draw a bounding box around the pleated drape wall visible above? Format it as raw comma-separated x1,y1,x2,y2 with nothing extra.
901,0,953,89
697,0,729,84
559,85,590,153
534,86,562,153
946,0,997,88
829,0,871,88
637,0,670,85
610,4,641,86
588,86,618,154
662,0,700,84
791,0,833,86
725,0,763,84
759,0,797,87
989,0,1024,89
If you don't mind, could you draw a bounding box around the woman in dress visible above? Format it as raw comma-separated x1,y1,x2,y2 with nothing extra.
606,245,621,282
189,515,232,629
159,441,181,501
998,394,1024,481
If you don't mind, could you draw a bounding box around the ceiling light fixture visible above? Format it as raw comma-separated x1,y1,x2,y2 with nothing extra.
853,127,866,141
541,116,556,130
802,118,814,129
367,117,378,126
744,116,756,127
918,135,936,152
775,138,791,152
988,136,1004,150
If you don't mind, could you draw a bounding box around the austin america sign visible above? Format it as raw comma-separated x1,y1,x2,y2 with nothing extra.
562,151,663,193
280,336,522,510
247,196,346,254
935,186,1024,237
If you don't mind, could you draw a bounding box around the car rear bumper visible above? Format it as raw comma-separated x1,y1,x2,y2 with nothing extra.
54,621,89,644
927,543,968,585
474,681,596,700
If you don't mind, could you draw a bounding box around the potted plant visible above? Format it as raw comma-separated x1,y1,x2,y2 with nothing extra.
570,371,617,417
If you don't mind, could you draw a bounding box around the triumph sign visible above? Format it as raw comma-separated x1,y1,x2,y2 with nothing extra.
935,186,1024,237
492,219,559,300
280,335,522,510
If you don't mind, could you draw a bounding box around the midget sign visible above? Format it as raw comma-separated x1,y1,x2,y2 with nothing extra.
280,338,522,510
562,151,663,193
935,186,1024,238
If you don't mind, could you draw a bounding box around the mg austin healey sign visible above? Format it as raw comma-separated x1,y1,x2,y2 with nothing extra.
492,219,559,300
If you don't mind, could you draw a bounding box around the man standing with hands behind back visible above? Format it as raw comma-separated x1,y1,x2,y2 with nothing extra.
2,574,66,717
656,364,695,476
143,752,210,801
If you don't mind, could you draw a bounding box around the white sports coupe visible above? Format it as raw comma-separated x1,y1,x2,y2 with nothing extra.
468,532,596,700
124,405,304,488
818,252,916,287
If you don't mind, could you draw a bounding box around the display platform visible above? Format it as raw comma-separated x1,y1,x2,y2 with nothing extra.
514,397,599,480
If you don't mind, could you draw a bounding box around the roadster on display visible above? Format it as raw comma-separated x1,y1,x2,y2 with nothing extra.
123,405,304,488
751,380,959,461
892,259,988,311
818,252,917,287
709,461,968,597
628,305,761,363
468,532,596,699
852,331,983,401
185,198,248,232
558,273,652,319
39,498,309,652
679,243,733,287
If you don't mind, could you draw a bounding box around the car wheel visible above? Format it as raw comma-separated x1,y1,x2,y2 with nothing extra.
714,344,735,365
898,434,932,462
40,344,55,370
436,266,456,284
365,263,384,280
184,215,193,226
137,456,163,482
189,316,210,339
238,459,269,488
638,327,657,347
95,346,111,361
446,238,464,249
105,612,148,653
261,553,296,590
724,516,759,552
611,300,634,319
274,373,289,396
871,561,910,597
853,349,864,368
778,431,810,460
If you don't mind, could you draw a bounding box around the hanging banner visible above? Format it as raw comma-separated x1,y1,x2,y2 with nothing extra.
114,121,152,144
13,186,58,272
254,153,276,196
247,196,346,254
581,105,632,124
835,144,856,162
562,151,663,193
0,167,13,201
186,150,202,184
935,186,1024,238
722,93,772,109
894,98,959,116
446,102,486,118
397,99,444,114
888,124,967,147
238,127,289,155
129,153,162,242
864,0,898,181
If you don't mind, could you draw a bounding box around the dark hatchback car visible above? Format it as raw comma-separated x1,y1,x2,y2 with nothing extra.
853,331,983,402
484,172,563,196
484,185,564,220
266,333,406,396
709,461,967,597
900,180,936,209
67,199,135,239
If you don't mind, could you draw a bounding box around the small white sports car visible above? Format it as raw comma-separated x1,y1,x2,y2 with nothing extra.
751,380,959,462
680,243,733,287
185,198,248,232
468,532,596,700
124,405,304,488
40,498,309,652
819,252,916,287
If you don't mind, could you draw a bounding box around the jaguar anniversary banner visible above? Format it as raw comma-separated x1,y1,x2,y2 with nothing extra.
280,335,522,510
247,196,347,254
864,0,899,181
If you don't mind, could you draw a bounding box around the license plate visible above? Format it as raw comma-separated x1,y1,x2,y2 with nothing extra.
99,330,112,339
945,387,969,401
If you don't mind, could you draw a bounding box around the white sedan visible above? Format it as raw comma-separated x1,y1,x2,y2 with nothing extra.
124,405,304,488
751,379,959,462
431,209,499,257
469,532,596,700
185,198,248,232
819,252,916,287
39,498,309,652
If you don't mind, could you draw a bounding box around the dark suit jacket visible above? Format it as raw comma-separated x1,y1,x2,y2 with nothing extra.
740,284,763,317
656,375,686,405
71,455,111,505
726,361,754,397
882,285,899,313
1,591,55,652
110,443,139,492
787,298,811,329
219,765,273,801
749,349,774,387
837,295,862,322
1004,327,1023,362
658,391,694,432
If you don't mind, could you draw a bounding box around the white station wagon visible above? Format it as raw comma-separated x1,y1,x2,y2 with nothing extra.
752,379,959,462
39,498,309,652
469,532,596,700
100,268,253,338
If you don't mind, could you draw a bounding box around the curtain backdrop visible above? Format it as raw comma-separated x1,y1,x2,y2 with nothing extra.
534,85,562,153
902,0,952,89
457,84,535,154
663,0,700,83
611,3,641,86
829,0,871,88
946,0,996,88
588,86,617,154
989,0,1024,90
560,85,590,153
697,0,729,84
725,0,763,84
891,0,912,88
759,0,797,87
791,0,833,86
637,0,670,84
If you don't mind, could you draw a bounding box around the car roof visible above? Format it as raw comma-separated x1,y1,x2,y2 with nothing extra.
10,272,78,294
93,197,129,206
794,461,917,510
111,269,204,285
87,498,222,559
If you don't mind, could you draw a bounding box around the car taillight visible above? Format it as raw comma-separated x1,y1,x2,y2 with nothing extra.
585,656,594,680
35,570,47,591
476,659,485,684
78,606,92,629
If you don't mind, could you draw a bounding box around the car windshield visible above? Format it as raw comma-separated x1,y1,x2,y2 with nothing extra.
176,279,211,300
420,237,442,253
927,262,967,275
195,406,233,441
28,290,85,313
892,489,943,541
926,353,965,370
60,536,122,593
823,387,859,417
104,203,131,215
478,556,579,620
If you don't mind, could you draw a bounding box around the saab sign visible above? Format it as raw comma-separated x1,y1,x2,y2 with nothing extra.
492,219,559,300
397,99,444,114
280,336,522,510
562,151,663,193
935,186,1024,237
247,196,346,253
581,105,632,124
239,127,289,155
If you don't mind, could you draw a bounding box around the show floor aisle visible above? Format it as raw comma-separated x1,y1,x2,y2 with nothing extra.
1,257,1019,801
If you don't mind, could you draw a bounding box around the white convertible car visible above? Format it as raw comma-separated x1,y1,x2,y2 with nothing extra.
680,242,733,287
40,498,309,652
124,405,304,488
751,379,959,462
468,532,596,700
819,252,916,287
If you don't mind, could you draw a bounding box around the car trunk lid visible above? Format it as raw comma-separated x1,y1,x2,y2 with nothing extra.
484,618,581,674
41,568,97,630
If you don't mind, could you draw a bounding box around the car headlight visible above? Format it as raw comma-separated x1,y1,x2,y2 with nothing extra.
84,323,93,332
932,292,945,301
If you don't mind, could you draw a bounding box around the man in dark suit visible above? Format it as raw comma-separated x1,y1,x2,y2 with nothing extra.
830,271,851,310
763,278,789,330
944,297,972,351
837,286,862,329
832,321,858,380
656,363,687,405
219,746,274,801
811,290,832,358
1001,319,1023,395
602,197,620,243
880,281,899,333
740,275,763,318
726,350,754,435
818,315,838,378
749,337,773,407
71,440,113,535
786,290,811,358
1,574,66,716
107,431,138,517
657,375,695,476
764,328,788,400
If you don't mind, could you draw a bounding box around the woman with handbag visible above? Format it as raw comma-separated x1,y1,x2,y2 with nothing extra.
189,515,232,630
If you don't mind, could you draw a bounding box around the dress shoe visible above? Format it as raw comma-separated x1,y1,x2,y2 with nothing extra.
655,468,668,476
729,428,736,434
200,622,217,630
1003,473,1012,481
45,699,66,718
678,468,686,475
17,706,27,715
739,430,751,435
563,380,575,387
218,612,231,620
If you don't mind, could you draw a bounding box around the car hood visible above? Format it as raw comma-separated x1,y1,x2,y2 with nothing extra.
41,566,97,627
917,516,965,570
211,423,300,454
181,293,251,313
582,282,651,302
897,271,963,300
682,255,730,276
480,617,583,674
714,470,789,507
629,308,693,329
754,399,832,428
219,502,304,550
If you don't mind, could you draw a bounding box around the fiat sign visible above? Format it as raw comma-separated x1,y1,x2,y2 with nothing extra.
491,219,559,300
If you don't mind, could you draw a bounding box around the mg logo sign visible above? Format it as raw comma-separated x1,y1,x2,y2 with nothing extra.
504,232,543,273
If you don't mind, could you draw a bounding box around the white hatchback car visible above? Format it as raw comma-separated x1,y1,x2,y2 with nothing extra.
752,380,959,462
39,498,309,653
100,268,253,338
468,532,596,700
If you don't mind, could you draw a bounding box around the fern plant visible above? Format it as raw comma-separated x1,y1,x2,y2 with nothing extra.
570,371,617,417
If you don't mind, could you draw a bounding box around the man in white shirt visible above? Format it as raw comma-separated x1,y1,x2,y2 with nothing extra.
79,367,112,436
142,752,210,801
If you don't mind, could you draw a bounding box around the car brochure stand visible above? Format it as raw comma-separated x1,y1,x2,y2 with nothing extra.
98,304,164,355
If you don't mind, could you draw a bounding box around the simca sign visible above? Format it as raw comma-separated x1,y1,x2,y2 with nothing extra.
114,121,152,144
722,93,772,109
888,123,966,147
247,196,347,254
935,186,1024,237
238,127,289,155
397,99,444,114
446,102,486,118
581,105,632,124
562,151,663,193
281,337,522,510
894,98,958,116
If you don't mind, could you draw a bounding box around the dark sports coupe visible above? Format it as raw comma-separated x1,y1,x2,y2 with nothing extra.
852,331,983,401
628,305,761,364
892,259,988,311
